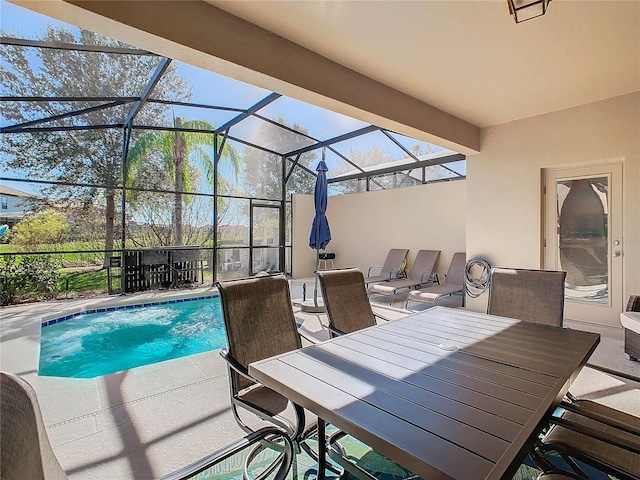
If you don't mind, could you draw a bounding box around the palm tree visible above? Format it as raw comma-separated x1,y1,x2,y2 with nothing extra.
127,117,240,246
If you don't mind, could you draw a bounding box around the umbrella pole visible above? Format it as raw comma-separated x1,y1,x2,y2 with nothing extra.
302,249,326,313
314,249,320,306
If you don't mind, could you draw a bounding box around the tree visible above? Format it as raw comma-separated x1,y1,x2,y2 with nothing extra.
329,144,399,194
126,117,241,246
0,26,189,264
330,142,441,194
11,210,69,246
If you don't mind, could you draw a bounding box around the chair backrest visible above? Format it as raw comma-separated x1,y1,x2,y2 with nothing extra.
487,268,567,326
380,249,409,276
1,372,68,480
316,268,376,335
627,295,640,312
443,252,466,286
406,250,440,282
217,274,301,392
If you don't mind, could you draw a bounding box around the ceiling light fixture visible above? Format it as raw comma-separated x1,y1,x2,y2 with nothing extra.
508,0,552,23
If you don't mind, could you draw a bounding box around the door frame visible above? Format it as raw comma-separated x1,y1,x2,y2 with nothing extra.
249,201,283,275
543,161,624,325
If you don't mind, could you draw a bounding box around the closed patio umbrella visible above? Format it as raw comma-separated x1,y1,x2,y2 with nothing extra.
309,150,331,308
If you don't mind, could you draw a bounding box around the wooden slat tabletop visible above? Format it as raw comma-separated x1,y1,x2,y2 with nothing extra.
249,306,600,480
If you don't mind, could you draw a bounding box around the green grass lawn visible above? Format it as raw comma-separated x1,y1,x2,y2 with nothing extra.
0,244,16,254
2,244,214,299
56,266,212,296
0,242,105,266
57,267,113,295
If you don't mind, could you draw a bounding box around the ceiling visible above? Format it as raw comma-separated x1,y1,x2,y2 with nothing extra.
208,0,639,129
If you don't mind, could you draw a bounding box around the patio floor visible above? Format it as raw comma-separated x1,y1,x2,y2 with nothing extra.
1,281,639,479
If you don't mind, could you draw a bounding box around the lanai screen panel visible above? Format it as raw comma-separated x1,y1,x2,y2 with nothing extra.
330,129,417,177
221,139,283,200
285,163,315,197
257,96,369,142
173,62,272,110
425,160,466,181
2,129,125,189
230,115,316,155
369,170,422,191
216,197,249,246
291,148,362,184
126,127,217,197
0,39,163,99
386,131,445,157
1,1,466,293
135,102,240,130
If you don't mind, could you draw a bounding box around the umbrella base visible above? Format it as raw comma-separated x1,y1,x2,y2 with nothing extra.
300,300,326,313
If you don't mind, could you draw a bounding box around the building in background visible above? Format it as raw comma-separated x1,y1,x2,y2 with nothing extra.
0,185,32,228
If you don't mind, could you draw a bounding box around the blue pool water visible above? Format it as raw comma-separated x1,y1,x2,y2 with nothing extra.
39,296,226,378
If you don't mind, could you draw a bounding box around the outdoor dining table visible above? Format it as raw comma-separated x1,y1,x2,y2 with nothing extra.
249,306,600,480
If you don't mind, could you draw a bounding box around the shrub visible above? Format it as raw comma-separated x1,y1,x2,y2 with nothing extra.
0,229,11,244
0,255,60,305
11,211,69,246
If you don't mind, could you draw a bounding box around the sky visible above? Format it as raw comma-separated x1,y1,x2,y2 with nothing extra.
0,0,457,198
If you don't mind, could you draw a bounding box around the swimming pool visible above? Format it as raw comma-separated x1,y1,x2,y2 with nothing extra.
38,296,226,379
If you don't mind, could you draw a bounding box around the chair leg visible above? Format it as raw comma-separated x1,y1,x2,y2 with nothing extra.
529,446,555,472
624,328,640,361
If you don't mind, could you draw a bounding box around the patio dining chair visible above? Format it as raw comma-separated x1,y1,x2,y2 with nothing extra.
532,398,640,480
363,248,409,288
216,274,317,453
369,249,440,304
405,252,466,309
535,472,585,480
316,267,389,337
487,267,566,326
315,268,420,480
0,371,294,480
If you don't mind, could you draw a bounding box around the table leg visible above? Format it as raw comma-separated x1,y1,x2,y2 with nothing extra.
317,418,326,480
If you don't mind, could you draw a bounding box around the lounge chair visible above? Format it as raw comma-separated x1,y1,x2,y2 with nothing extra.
0,371,295,480
405,252,466,309
369,249,440,304
316,267,389,337
363,248,408,288
216,274,317,454
487,267,566,326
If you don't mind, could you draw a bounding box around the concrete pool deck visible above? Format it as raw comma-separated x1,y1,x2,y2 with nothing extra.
1,281,639,479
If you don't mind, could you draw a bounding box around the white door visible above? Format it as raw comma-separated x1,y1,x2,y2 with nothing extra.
544,163,623,326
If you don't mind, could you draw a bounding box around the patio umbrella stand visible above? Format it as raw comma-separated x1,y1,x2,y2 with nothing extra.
301,151,331,313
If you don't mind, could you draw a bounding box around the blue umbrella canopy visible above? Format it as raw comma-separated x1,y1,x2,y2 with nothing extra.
309,160,331,250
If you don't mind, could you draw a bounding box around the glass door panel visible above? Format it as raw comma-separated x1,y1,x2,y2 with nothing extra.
252,248,280,273
556,177,609,303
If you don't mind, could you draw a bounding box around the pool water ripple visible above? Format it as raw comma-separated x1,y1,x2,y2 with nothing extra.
39,296,226,378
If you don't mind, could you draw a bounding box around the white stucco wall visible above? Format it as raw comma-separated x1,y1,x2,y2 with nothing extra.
292,180,467,279
291,93,639,325
466,92,640,315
